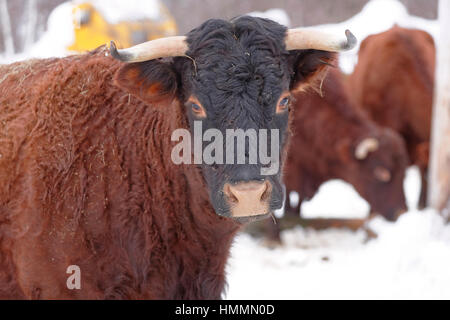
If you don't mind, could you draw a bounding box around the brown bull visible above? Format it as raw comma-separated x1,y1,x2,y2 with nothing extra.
0,17,356,299
349,26,435,209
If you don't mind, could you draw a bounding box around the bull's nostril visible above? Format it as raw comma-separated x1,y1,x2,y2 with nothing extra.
223,181,272,217
260,181,271,202
224,184,239,204
224,181,270,204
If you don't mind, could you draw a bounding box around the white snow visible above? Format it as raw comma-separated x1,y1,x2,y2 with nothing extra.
225,165,450,300
0,0,164,64
300,180,370,219
226,209,450,299
297,166,422,220
27,2,76,60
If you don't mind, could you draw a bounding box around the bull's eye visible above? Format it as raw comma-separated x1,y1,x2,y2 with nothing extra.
276,94,291,114
280,97,290,106
191,103,201,112
187,97,206,118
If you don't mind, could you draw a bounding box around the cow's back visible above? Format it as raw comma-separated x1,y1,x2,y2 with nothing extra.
350,26,435,142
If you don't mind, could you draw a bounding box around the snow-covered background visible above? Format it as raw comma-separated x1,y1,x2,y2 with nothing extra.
226,166,450,299
226,0,447,300
1,0,448,299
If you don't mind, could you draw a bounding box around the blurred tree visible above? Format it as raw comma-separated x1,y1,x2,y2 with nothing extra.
23,0,38,51
429,0,450,218
0,0,14,54
0,0,65,54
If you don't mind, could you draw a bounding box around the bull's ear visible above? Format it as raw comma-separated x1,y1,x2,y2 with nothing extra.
289,50,336,93
336,138,352,163
114,60,178,104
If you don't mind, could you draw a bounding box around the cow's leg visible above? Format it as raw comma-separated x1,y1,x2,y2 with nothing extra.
419,167,428,209
414,142,430,210
284,190,300,218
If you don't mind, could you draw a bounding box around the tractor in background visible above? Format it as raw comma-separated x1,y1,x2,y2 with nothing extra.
68,1,177,52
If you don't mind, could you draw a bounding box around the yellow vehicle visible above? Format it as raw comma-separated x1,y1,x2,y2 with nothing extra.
68,1,177,52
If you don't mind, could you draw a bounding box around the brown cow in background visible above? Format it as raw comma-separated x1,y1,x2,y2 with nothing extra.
349,26,435,209
283,68,409,222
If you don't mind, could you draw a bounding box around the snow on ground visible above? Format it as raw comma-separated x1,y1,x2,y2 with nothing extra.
299,180,370,219
226,165,450,299
226,209,450,299
298,166,422,219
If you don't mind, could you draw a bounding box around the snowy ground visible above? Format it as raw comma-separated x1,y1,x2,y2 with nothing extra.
1,0,448,300
226,167,450,300
226,209,450,299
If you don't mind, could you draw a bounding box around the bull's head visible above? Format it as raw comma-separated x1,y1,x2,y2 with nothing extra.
110,17,356,221
339,129,409,221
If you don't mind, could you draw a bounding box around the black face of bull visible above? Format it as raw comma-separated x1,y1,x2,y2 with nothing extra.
179,18,294,220
114,17,334,220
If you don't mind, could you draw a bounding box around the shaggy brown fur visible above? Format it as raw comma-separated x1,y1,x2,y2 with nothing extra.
284,68,409,221
0,48,240,299
349,26,436,209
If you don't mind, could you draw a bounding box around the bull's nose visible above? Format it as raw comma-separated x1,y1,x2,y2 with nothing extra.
223,181,271,218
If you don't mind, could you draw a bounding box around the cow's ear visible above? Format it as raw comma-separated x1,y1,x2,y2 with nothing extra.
336,138,352,163
114,60,178,104
289,50,336,93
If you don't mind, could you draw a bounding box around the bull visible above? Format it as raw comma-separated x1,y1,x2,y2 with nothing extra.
0,17,355,299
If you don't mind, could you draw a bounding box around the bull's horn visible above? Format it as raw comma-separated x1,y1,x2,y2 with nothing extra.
110,36,188,63
355,138,379,160
286,29,357,52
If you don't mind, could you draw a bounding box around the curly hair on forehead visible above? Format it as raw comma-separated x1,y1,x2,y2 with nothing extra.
180,17,290,105
185,17,288,59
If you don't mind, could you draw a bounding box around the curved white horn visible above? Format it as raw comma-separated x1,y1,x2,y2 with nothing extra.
355,138,379,160
286,29,357,52
110,36,188,63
